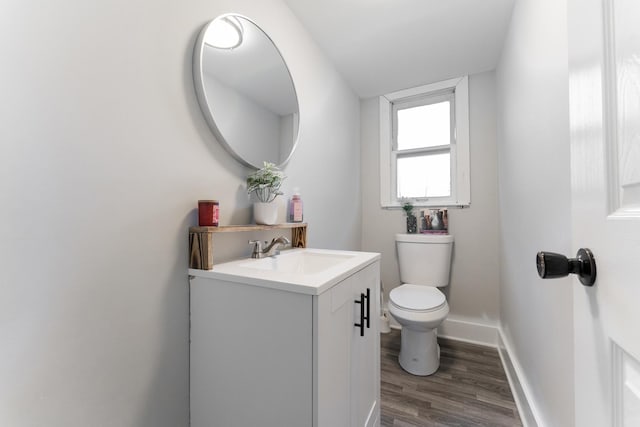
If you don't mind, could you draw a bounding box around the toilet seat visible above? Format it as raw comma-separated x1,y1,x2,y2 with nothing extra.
389,284,446,313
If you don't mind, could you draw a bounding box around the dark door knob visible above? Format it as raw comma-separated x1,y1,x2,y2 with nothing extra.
536,248,596,287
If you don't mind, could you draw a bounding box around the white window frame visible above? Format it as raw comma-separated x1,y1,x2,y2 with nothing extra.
379,76,470,208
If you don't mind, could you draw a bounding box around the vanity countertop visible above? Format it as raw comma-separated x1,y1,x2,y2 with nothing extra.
188,248,380,295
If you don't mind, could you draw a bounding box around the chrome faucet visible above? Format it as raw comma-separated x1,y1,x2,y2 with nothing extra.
249,236,291,259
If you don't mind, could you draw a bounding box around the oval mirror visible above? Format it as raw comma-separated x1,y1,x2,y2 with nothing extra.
193,14,300,169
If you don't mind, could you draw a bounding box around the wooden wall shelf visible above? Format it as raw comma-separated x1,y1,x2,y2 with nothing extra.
189,223,307,270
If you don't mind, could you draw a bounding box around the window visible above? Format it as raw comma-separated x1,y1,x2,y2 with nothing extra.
379,76,470,208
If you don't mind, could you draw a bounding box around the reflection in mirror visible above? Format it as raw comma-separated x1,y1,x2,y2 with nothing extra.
193,14,300,169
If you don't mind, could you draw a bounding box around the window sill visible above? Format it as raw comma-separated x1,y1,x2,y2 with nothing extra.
381,202,469,209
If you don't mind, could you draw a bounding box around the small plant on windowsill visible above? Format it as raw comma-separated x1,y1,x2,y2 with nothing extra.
246,162,286,225
401,200,417,234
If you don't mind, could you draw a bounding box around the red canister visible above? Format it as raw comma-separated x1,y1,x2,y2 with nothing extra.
198,200,219,226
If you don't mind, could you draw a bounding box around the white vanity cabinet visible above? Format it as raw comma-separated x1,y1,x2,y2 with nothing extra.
189,250,380,427
315,261,380,427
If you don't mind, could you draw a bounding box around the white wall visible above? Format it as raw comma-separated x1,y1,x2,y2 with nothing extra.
203,73,280,164
495,0,574,425
360,71,501,328
0,0,360,425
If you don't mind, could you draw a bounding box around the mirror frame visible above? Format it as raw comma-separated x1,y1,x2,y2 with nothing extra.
193,14,301,170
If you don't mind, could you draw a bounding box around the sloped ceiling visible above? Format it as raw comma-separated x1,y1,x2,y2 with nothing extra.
284,0,515,98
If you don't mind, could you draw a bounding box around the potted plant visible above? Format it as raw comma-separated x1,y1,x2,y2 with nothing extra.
246,162,286,225
402,200,417,234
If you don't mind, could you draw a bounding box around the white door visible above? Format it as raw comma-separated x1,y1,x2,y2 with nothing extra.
568,0,640,425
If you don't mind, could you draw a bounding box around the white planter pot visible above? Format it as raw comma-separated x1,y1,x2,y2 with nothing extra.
253,202,278,225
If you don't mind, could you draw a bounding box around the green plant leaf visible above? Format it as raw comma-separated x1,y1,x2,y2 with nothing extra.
246,162,286,203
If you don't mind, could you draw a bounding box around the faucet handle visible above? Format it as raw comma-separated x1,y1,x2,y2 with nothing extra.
248,239,264,254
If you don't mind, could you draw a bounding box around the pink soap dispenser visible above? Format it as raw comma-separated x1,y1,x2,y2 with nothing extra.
289,188,303,223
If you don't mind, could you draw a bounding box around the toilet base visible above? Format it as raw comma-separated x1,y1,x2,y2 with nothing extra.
398,327,440,376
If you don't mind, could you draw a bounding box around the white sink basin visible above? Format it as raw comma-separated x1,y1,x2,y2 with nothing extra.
238,250,355,274
189,248,380,295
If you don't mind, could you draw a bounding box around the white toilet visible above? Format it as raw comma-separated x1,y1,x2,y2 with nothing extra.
388,233,454,376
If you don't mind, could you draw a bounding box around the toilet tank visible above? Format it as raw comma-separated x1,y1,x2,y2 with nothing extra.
395,233,454,287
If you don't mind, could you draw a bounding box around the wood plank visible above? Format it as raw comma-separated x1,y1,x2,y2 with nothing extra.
190,223,307,233
188,223,307,269
380,329,522,427
291,225,307,248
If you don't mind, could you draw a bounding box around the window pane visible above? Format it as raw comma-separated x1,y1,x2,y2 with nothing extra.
396,101,451,150
397,153,450,198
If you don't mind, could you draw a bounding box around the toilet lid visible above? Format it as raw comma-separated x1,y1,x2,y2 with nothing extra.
389,284,446,312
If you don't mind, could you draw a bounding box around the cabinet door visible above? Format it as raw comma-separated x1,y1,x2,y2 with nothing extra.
350,263,380,427
191,277,313,427
315,275,353,426
315,261,381,427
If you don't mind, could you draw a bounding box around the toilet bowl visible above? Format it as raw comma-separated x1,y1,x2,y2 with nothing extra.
389,233,453,376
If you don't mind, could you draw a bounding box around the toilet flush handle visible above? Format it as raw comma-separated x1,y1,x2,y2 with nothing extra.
536,248,597,287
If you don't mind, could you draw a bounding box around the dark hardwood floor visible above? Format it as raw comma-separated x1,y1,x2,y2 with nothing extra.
380,329,522,427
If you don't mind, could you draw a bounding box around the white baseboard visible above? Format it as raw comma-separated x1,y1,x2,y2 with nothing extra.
386,311,499,347
437,317,499,347
497,330,542,427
